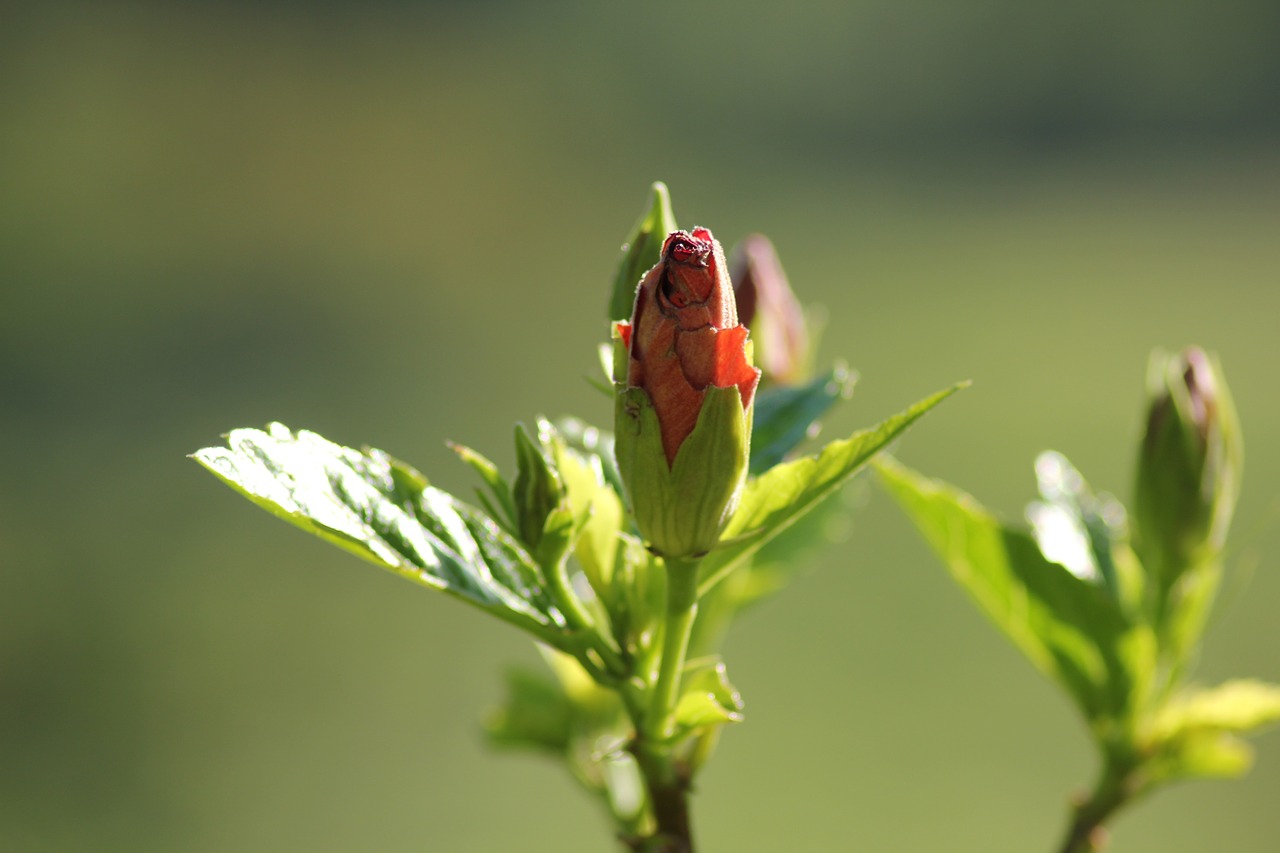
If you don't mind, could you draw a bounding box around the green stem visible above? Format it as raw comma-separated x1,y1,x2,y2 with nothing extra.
1055,761,1139,853
619,554,701,853
647,555,701,740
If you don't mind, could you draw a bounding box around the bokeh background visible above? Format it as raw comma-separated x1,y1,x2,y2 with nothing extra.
4,1,1280,850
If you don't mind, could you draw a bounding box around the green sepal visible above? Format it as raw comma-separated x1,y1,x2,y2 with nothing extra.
615,385,751,559
608,181,677,322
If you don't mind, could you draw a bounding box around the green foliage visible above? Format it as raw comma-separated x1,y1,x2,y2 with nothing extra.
877,350,1277,852
748,363,855,475
191,424,565,637
698,383,965,596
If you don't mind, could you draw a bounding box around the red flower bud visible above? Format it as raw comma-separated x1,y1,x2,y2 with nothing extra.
620,228,761,464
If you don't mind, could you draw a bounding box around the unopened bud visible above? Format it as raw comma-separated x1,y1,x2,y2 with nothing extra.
1132,347,1242,586
729,234,811,386
614,228,761,558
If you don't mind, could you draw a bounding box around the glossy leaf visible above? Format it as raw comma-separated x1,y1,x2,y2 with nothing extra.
697,383,965,596
749,363,856,474
877,458,1154,725
193,423,565,636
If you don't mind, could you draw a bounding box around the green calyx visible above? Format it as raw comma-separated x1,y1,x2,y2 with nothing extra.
615,384,751,559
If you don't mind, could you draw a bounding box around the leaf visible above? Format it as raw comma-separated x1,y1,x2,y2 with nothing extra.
546,420,624,599
555,416,624,500
448,441,517,533
1147,730,1254,782
192,423,566,637
608,181,677,322
486,667,575,753
674,658,744,735
1152,680,1280,739
697,383,965,596
877,458,1154,725
749,363,856,474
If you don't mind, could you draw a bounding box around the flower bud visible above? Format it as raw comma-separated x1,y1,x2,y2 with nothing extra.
729,234,811,386
614,228,761,558
1132,347,1242,587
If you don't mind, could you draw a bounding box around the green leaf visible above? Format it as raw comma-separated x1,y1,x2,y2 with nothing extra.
877,458,1154,726
674,658,744,736
192,423,565,637
1147,730,1254,782
514,422,565,550
1152,680,1280,739
486,667,575,753
697,383,965,596
555,416,624,499
546,421,624,599
608,181,677,322
448,440,517,533
749,363,856,475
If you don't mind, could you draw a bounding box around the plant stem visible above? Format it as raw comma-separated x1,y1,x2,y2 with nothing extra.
624,554,701,853
648,556,700,739
1055,763,1136,853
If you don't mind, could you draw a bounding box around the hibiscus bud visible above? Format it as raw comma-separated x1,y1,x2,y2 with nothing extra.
614,228,762,558
1132,347,1242,587
729,234,811,386
607,182,678,322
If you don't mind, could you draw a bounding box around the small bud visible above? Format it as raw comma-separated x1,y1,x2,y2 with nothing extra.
608,182,678,322
1132,347,1242,586
614,228,761,558
729,234,811,386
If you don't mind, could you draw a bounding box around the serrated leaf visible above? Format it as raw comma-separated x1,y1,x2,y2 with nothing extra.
877,458,1154,726
193,423,565,637
697,383,964,596
749,363,856,474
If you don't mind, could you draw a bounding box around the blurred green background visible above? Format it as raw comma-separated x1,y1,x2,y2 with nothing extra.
4,1,1279,850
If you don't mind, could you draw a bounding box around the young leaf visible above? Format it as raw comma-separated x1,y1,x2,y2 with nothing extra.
608,181,677,322
697,383,965,596
1151,680,1280,739
192,423,566,638
877,458,1154,726
749,363,856,474
674,658,744,736
486,667,575,754
448,441,518,533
